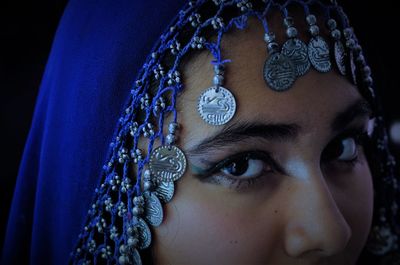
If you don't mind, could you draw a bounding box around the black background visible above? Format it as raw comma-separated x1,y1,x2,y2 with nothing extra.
1,0,399,253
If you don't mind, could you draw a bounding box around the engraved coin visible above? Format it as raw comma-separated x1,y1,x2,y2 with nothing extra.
334,41,346,76
198,86,236,126
282,38,310,76
263,52,296,91
154,181,174,203
149,145,187,182
132,248,142,265
349,51,357,85
136,218,151,250
308,36,331,73
144,192,163,227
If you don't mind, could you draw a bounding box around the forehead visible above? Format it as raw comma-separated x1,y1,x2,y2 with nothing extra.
177,17,362,149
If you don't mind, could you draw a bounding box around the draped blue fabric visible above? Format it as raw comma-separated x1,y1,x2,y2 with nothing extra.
1,1,186,264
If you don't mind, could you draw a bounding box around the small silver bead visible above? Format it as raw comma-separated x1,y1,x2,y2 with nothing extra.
168,122,179,134
264,32,275,43
309,25,319,36
143,169,151,180
343,28,353,38
346,39,356,49
144,181,152,191
363,66,371,76
127,226,134,235
283,17,294,27
356,54,365,63
119,255,128,265
214,64,224,75
331,29,341,40
127,237,139,247
213,74,224,86
119,244,127,254
364,76,373,86
267,42,278,52
133,196,144,205
135,80,143,87
166,134,176,145
306,14,317,25
286,27,297,38
132,206,143,216
327,19,337,30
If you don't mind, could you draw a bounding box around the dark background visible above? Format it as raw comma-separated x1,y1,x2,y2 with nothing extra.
1,0,399,254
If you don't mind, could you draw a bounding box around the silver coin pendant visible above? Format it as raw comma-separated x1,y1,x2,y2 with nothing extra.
132,248,142,265
282,38,310,76
149,145,187,182
263,52,296,91
136,218,151,250
144,192,163,227
334,41,346,76
308,36,331,73
154,181,175,203
198,86,236,126
349,51,357,85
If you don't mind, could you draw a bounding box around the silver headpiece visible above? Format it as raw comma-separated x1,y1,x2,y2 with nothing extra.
70,1,399,264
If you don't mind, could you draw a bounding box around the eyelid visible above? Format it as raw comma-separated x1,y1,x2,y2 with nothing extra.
322,126,370,161
194,150,283,180
334,126,370,142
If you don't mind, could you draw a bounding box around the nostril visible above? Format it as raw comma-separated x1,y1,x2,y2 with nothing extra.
284,228,312,257
284,209,353,258
324,220,352,255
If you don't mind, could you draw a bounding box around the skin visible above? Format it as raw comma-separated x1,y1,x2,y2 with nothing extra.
151,17,374,265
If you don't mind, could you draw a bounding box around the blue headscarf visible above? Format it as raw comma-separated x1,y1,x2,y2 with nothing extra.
1,1,185,264
3,0,400,264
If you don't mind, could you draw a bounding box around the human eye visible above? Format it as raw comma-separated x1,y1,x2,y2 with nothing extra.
193,150,282,191
322,127,371,167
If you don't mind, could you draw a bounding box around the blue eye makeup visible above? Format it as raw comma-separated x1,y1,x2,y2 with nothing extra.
190,125,371,191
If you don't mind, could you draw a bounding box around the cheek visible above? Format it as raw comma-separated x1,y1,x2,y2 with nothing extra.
330,157,374,255
353,161,374,246
153,177,281,264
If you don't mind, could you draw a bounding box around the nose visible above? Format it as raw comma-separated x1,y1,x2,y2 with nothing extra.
283,167,352,259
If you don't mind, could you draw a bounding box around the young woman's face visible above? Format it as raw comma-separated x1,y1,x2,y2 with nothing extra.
152,18,374,264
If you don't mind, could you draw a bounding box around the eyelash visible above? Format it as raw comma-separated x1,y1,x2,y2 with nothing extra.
322,128,370,166
197,127,370,191
202,150,281,190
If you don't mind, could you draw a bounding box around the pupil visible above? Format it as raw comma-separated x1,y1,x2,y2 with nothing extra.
228,157,249,176
327,139,344,159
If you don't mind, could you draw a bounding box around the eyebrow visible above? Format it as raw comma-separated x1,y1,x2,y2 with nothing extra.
331,98,372,131
187,98,372,156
